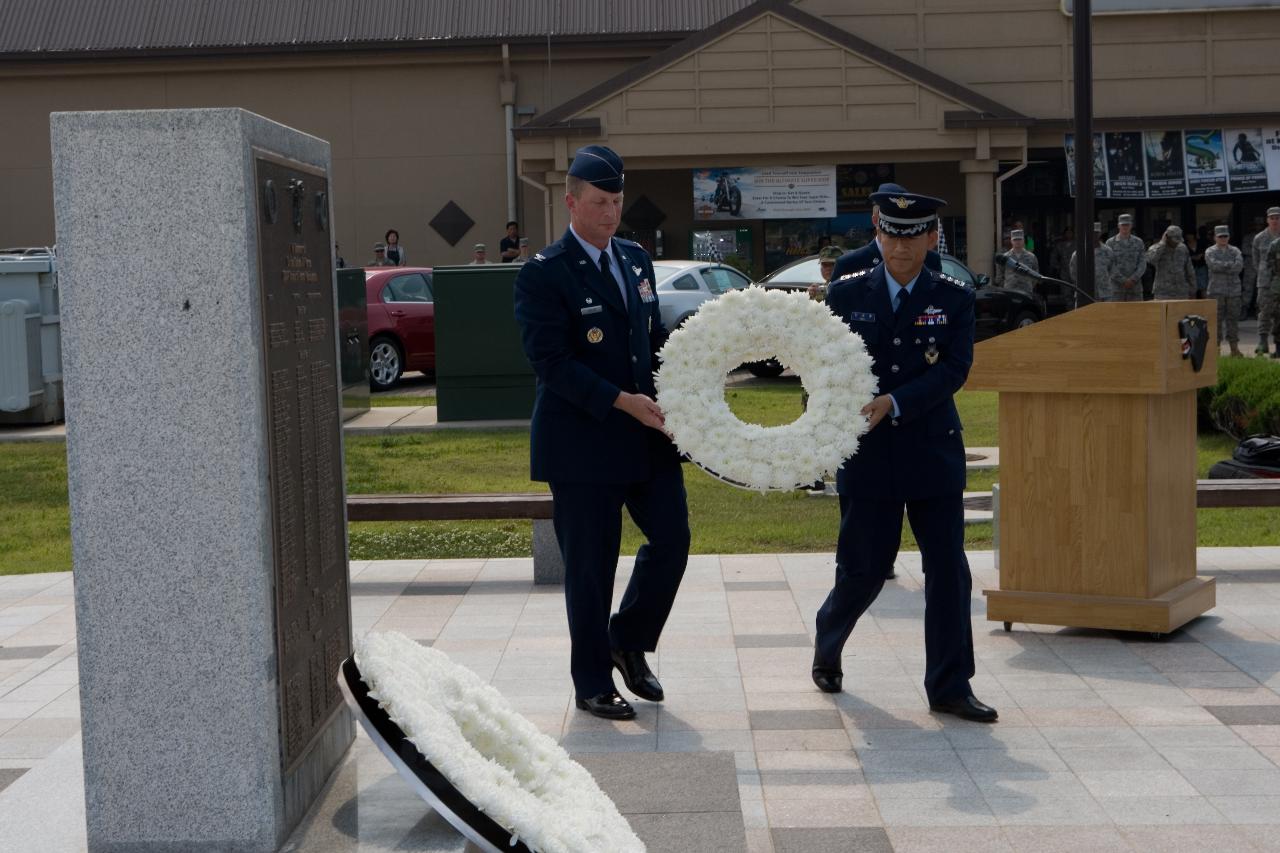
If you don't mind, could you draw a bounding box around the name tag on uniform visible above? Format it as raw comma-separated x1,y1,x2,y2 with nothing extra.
580,305,603,315
849,311,877,322
637,278,655,302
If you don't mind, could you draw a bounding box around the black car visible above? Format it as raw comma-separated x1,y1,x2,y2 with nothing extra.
758,252,1047,342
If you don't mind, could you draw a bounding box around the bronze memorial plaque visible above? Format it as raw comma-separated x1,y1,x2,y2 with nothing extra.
254,153,350,773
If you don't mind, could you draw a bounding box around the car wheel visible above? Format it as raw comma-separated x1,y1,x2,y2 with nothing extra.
1013,310,1038,330
369,336,404,391
746,359,785,378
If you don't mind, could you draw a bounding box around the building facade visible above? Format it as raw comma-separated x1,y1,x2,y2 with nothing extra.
2,0,1279,276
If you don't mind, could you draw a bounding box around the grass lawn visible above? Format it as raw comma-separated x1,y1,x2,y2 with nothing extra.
1,386,1274,574
369,394,436,408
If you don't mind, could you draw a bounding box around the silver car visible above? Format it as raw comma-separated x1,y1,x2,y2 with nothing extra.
652,260,752,330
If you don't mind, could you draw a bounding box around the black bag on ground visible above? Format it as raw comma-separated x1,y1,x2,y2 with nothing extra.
1208,435,1280,479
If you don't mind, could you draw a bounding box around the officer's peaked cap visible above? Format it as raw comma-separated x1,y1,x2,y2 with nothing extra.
870,186,946,237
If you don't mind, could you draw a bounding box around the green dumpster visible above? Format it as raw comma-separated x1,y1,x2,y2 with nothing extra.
432,264,534,421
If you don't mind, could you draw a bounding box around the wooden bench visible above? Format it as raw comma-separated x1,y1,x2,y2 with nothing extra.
346,493,563,584
976,479,1280,513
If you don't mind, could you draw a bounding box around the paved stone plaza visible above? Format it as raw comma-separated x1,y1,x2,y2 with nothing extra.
0,548,1277,852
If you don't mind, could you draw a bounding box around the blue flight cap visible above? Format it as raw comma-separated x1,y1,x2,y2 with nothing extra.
870,186,946,237
568,145,625,193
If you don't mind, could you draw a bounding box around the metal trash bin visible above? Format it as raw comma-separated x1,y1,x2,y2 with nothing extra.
0,252,62,424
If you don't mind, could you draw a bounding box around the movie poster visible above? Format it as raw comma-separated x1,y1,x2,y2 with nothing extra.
1225,128,1268,193
1065,133,1108,197
1104,132,1146,198
1183,129,1229,195
1143,130,1187,198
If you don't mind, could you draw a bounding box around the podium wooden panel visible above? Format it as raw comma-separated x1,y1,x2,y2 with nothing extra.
967,300,1217,634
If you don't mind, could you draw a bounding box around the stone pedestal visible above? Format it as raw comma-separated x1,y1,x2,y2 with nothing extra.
52,109,354,852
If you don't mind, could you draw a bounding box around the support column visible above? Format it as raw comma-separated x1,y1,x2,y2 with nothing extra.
960,159,999,279
546,171,569,240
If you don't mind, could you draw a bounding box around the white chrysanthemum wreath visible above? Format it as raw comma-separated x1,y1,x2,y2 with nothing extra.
356,631,644,853
657,286,877,491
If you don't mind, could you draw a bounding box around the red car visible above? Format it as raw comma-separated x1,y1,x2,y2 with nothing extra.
364,266,435,390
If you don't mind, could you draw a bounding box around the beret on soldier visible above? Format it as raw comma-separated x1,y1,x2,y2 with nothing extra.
869,185,946,237
568,145,625,193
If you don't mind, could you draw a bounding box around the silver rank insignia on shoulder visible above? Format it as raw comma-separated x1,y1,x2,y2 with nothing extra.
837,269,869,282
578,259,587,265
535,253,546,261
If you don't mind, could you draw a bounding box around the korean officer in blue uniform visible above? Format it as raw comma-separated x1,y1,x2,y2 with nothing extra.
812,187,997,723
513,145,689,721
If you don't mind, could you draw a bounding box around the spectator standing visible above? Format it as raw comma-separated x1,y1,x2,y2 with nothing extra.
500,221,521,262
1251,207,1280,355
1069,222,1115,300
1012,220,1035,253
469,243,489,265
384,229,406,266
1105,214,1146,301
1050,227,1074,280
1146,226,1196,300
994,229,1038,294
1204,225,1243,357
369,242,394,267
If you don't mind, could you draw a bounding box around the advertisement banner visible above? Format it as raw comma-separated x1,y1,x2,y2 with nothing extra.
1104,132,1147,198
1225,128,1269,193
1143,130,1187,198
693,166,838,221
1065,133,1108,198
1266,128,1280,190
1184,129,1229,195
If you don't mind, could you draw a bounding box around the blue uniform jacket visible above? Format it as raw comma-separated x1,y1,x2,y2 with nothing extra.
513,229,677,484
827,263,975,501
833,241,942,280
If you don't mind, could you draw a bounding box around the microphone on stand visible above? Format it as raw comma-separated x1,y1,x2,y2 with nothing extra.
992,252,1097,305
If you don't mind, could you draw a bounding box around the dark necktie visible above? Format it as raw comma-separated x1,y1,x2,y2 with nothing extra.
600,251,625,307
893,288,906,322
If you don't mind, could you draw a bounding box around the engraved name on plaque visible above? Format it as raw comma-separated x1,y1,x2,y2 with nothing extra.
255,153,350,772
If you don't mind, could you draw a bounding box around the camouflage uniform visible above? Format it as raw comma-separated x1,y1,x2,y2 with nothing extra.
1051,238,1074,281
1146,239,1195,300
1252,228,1280,352
1105,233,1147,301
1266,238,1280,354
1204,241,1243,345
994,246,1039,294
1070,243,1116,300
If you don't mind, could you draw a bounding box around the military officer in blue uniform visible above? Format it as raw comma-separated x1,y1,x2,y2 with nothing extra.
812,187,997,723
513,145,690,721
831,182,944,282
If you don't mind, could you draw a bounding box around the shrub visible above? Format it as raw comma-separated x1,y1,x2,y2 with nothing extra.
1198,357,1280,439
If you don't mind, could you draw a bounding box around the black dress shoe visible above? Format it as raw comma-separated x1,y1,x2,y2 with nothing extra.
575,690,637,720
811,659,843,693
885,566,897,580
929,695,998,723
611,649,664,702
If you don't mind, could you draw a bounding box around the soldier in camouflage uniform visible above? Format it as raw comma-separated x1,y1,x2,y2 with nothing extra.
1069,222,1116,300
1050,227,1075,281
994,229,1038,294
1251,207,1280,356
1105,213,1146,301
1204,224,1243,357
1146,225,1196,300
1266,235,1280,358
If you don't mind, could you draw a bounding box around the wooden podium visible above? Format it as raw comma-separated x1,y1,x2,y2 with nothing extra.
967,299,1216,634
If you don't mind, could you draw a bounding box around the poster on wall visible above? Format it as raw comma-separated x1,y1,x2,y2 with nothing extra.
1225,128,1268,193
1143,130,1187,198
1266,128,1280,190
1104,132,1146,198
1065,133,1108,198
837,164,894,213
693,166,838,221
1184,129,1229,195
